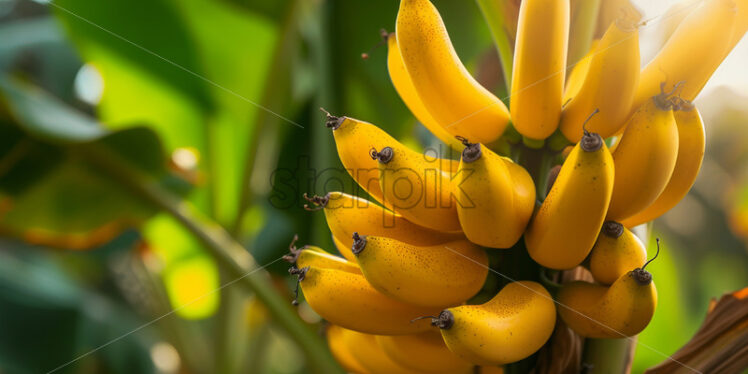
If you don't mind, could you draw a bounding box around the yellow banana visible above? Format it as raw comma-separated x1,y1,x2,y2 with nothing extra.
558,241,660,338
284,238,361,274
304,191,462,262
396,0,510,144
291,265,438,335
352,234,488,307
562,40,597,105
326,325,368,373
340,328,424,374
525,123,614,270
588,221,647,285
432,281,556,365
331,235,355,262
386,32,464,150
633,0,738,110
325,113,399,207
594,0,641,38
371,145,461,232
560,17,640,142
606,91,679,221
376,331,473,373
621,101,705,227
453,139,535,248
510,0,569,140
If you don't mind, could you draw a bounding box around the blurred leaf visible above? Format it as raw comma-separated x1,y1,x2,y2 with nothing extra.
173,0,280,225
53,0,285,320
0,17,82,101
0,243,157,374
53,0,213,109
163,253,220,319
0,77,186,250
142,214,220,319
0,76,104,142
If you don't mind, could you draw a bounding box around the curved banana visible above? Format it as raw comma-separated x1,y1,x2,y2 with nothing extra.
396,0,510,144
588,221,647,285
326,325,368,373
510,0,569,140
326,113,399,207
621,101,705,227
386,32,464,150
371,145,461,232
352,234,488,307
606,91,679,221
633,0,738,110
525,124,614,270
284,239,361,274
331,235,355,262
304,191,462,261
431,281,556,365
558,242,660,338
594,0,641,38
453,139,535,248
291,265,438,335
376,331,473,373
562,41,597,105
340,327,424,374
560,17,640,142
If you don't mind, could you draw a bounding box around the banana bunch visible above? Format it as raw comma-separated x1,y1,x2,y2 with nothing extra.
288,0,747,372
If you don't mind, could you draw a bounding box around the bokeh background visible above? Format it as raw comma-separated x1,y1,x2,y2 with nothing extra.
0,0,747,373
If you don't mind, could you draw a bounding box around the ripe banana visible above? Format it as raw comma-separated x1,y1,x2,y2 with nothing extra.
621,100,705,227
290,265,438,335
560,17,640,142
396,0,510,144
325,112,399,207
588,221,647,285
339,327,425,374
376,331,473,373
510,0,569,140
284,238,361,274
326,324,368,373
558,242,660,338
386,32,464,150
562,40,597,105
453,139,535,248
330,234,356,262
371,145,461,232
606,91,679,221
633,0,738,110
525,123,614,270
304,191,462,262
352,234,488,307
431,281,556,365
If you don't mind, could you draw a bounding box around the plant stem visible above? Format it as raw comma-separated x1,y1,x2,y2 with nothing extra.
536,152,554,201
82,145,344,374
476,0,514,93
582,338,636,374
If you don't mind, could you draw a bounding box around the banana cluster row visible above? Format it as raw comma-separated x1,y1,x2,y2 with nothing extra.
286,0,746,372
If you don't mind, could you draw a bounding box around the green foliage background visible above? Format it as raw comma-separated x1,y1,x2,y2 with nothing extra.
0,0,746,373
